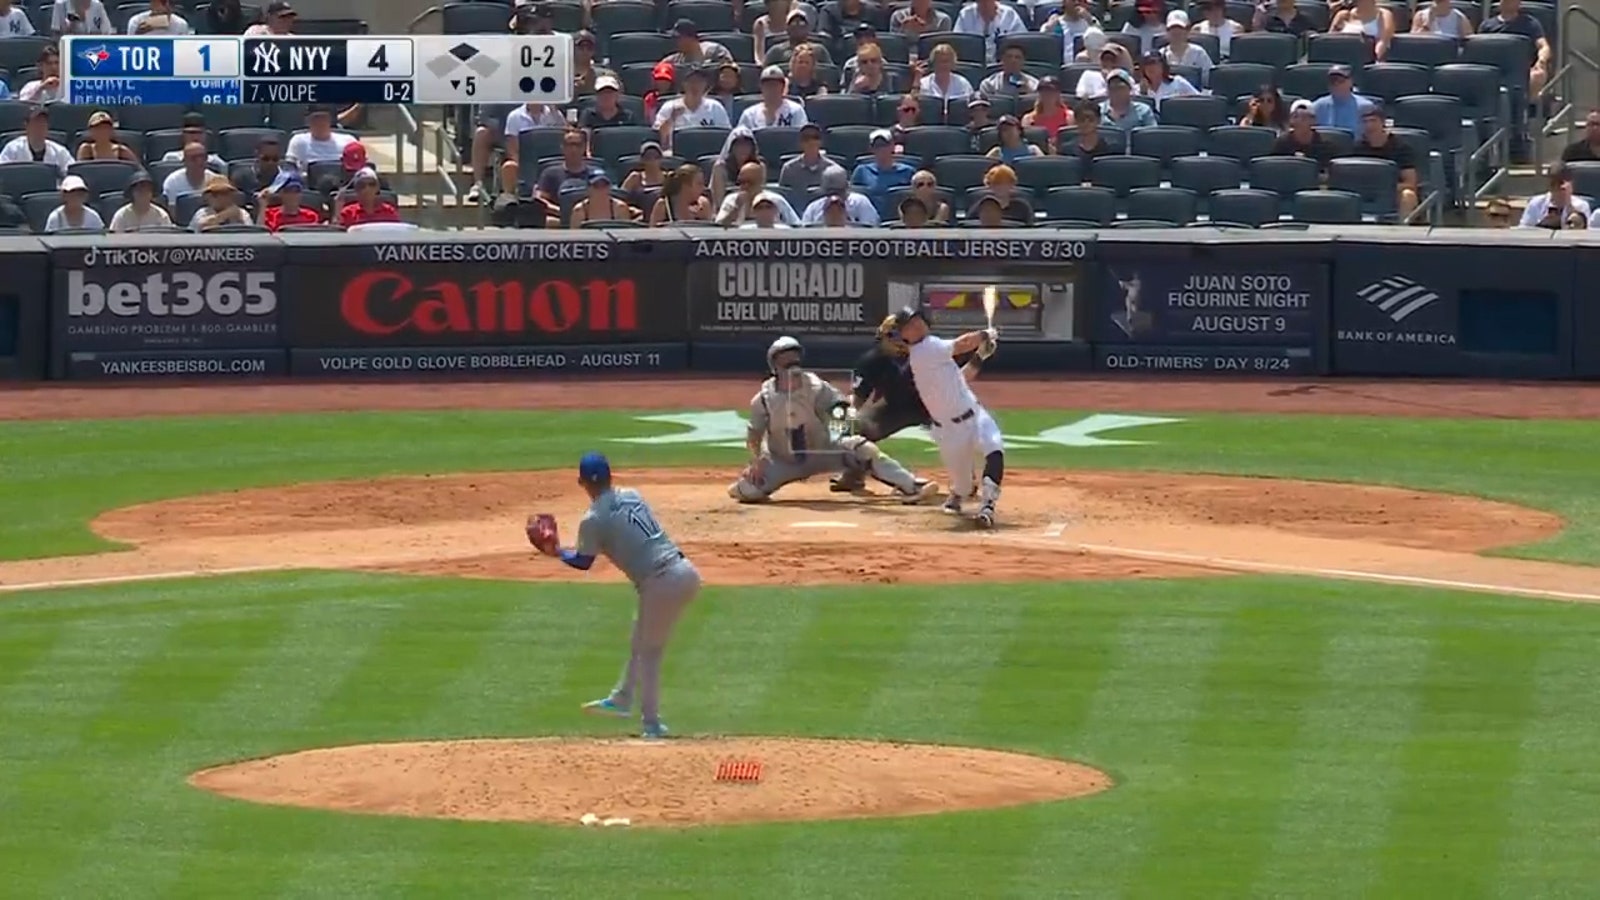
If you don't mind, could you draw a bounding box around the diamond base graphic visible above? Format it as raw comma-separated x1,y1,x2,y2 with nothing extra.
412,35,515,104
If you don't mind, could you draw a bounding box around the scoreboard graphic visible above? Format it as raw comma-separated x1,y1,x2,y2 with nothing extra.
63,34,573,106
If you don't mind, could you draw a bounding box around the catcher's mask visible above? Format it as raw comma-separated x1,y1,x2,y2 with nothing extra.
877,314,910,356
766,335,804,374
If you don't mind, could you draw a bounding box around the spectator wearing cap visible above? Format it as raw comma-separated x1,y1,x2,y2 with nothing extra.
645,60,675,121
1100,70,1157,132
1254,0,1316,38
1120,0,1164,56
573,30,615,95
973,163,1032,223
244,0,295,35
743,192,792,229
0,106,71,175
336,168,399,227
954,0,1026,65
161,141,211,204
1561,110,1600,163
160,111,225,170
620,140,667,198
847,41,899,95
963,93,993,149
190,174,250,232
259,174,321,232
1160,11,1213,79
535,130,601,211
336,142,388,195
1022,78,1074,149
1075,37,1129,101
1482,0,1551,103
233,136,284,207
129,0,190,34
570,172,639,228
787,45,831,97
979,43,1039,98
823,0,879,46
754,0,819,62
76,110,137,161
1312,66,1375,133
987,115,1043,163
53,0,114,35
1135,53,1199,111
909,169,952,222
1241,85,1288,131
205,0,248,34
1411,0,1473,38
1065,101,1113,157
1191,0,1236,58
803,166,879,225
780,123,843,193
1353,104,1419,218
45,175,102,232
654,66,731,151
711,60,742,99
1272,99,1336,174
581,77,637,129
740,67,811,130
897,194,932,226
666,19,734,71
891,0,951,37
851,129,916,206
1330,0,1395,62
718,160,800,225
110,169,171,232
0,0,33,36
970,192,1006,226
767,9,834,67
287,107,357,169
511,1,554,35
18,45,61,102
1041,0,1099,63
1518,166,1589,229
918,43,974,101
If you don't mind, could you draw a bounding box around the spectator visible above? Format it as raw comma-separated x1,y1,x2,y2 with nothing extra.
582,77,636,130
743,192,792,228
848,41,898,95
1410,0,1473,37
988,115,1043,162
852,128,916,205
109,169,172,232
1255,0,1317,39
231,136,283,203
897,194,931,225
654,67,731,149
954,0,1026,65
161,141,211,203
824,0,878,42
258,174,320,231
711,60,742,99
1120,0,1165,56
644,61,674,121
45,175,103,232
1272,98,1336,173
787,45,830,97
711,126,763,208
1076,41,1129,101
890,92,923,146
76,110,137,161
1241,85,1289,131
335,168,399,227
1100,70,1157,132
621,139,667,197
205,0,250,35
1040,0,1100,62
741,67,810,129
780,123,842,192
803,165,878,224
665,19,733,70
160,111,225,169
820,193,851,225
1136,53,1199,110
333,142,385,196
909,169,952,221
918,43,975,101
1191,0,1236,58
965,192,1002,225
755,0,819,62
536,130,601,212
1481,0,1551,102
1073,24,1106,62
649,163,714,224
504,102,568,140
1353,104,1419,218
963,93,993,149
54,0,113,35
840,24,873,85
190,174,249,231
1483,197,1513,227
718,161,800,225
1560,110,1600,163
980,44,1039,98
128,0,190,34
1331,0,1395,61
1161,11,1213,78
18,46,62,103
286,106,357,169
0,0,33,36
243,0,293,35
1066,101,1114,157
511,2,554,36
570,172,638,227
1022,77,1073,149
0,106,71,175
892,0,952,38
572,30,615,95
1311,66,1374,132
1519,166,1589,228
770,9,834,66
973,163,1032,223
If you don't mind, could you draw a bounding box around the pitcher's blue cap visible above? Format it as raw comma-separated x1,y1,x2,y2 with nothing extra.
578,452,611,483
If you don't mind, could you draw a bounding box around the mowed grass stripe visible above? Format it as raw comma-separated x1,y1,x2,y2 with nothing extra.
0,620,66,694
1371,619,1542,897
1250,602,1433,898
669,586,822,732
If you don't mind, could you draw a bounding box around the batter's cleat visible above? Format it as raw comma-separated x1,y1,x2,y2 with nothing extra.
830,474,867,493
582,698,630,718
975,504,997,529
641,721,670,740
899,479,940,505
941,493,964,515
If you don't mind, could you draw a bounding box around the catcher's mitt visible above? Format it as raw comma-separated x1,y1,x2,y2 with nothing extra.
526,513,559,555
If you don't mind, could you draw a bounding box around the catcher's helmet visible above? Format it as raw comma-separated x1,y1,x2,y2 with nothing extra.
766,335,804,373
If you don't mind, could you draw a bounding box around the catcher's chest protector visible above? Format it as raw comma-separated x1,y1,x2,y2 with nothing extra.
760,373,834,458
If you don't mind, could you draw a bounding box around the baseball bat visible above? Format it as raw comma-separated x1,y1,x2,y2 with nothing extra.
982,285,999,331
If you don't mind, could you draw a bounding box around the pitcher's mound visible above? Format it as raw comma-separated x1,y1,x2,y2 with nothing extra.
188,737,1112,827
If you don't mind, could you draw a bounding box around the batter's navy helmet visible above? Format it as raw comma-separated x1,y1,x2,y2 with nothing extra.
890,304,931,334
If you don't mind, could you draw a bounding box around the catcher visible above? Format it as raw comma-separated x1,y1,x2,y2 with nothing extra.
728,335,940,504
829,313,993,494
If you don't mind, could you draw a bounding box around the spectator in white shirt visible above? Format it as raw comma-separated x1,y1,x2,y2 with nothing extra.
1136,52,1200,109
109,169,172,232
953,0,1026,65
45,175,104,232
918,42,975,101
716,161,801,225
505,101,567,136
1518,167,1592,229
1076,41,1130,100
979,43,1040,97
1040,0,1099,62
53,0,114,35
653,66,731,150
1121,0,1165,56
127,0,190,34
243,0,295,35
285,106,357,169
741,193,792,228
1191,0,1237,58
158,111,226,170
1160,11,1213,78
802,166,879,225
18,45,62,103
0,0,34,37
161,141,212,204
0,106,72,176
739,67,809,130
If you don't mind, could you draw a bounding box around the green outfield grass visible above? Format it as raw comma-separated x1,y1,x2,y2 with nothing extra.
2,407,1599,898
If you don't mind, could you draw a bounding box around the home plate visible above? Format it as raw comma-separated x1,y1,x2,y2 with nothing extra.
789,521,859,529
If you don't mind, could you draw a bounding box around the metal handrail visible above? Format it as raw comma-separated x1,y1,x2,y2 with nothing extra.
1536,5,1600,170
1466,88,1512,201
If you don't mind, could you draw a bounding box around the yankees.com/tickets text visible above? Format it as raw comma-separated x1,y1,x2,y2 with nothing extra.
314,351,663,372
368,243,612,263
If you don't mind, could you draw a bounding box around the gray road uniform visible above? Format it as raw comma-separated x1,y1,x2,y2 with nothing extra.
728,368,932,502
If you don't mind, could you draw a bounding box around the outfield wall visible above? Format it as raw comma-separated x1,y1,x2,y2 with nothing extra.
3,226,1595,381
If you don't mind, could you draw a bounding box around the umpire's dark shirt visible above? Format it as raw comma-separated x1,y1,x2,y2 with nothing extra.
852,344,977,422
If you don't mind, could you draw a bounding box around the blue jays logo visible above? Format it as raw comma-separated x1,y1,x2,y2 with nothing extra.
79,45,111,70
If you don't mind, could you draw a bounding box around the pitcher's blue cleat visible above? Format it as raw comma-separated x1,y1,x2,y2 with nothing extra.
641,721,670,739
582,698,630,718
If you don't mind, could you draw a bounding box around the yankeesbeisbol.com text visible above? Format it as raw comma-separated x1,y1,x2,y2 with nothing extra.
96,357,269,376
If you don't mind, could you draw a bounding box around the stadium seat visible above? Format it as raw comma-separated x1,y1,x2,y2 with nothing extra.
917,32,986,67
590,126,657,169
755,127,803,160
21,191,57,232
1105,32,1141,60
671,0,737,33
1380,1,1415,32
668,126,731,163
1294,0,1332,32
148,160,183,186
145,128,208,162
1228,33,1299,70
824,124,879,160
1169,154,1245,197
1205,187,1280,226
1393,94,1465,154
932,155,997,194
1279,63,1335,104
806,94,874,127
999,33,1065,66
1291,188,1363,223
1156,94,1230,130
1129,125,1203,168
706,32,756,63
200,105,274,132
1209,63,1277,103
1387,34,1459,69
1328,157,1400,217
294,17,371,36
68,160,139,196
900,125,974,161
0,101,29,134
1248,155,1320,210
1460,33,1534,91
215,127,283,163
46,104,94,137
1042,185,1117,225
113,105,191,135
0,37,47,77
1306,33,1374,68
592,1,659,42
1125,186,1198,224
441,2,510,35
608,33,676,68
619,63,661,97
1565,161,1600,202
975,125,1048,154
1188,34,1223,67
1360,63,1433,106
1430,63,1503,125
1090,155,1161,197
1010,155,1084,194
0,162,60,199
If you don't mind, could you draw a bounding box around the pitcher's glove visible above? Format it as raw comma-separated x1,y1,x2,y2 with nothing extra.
526,513,559,556
977,328,998,360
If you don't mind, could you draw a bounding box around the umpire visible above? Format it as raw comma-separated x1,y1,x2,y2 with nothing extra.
831,311,991,493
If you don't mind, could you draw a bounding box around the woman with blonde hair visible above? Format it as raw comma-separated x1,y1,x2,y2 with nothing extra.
909,169,952,222
916,42,973,100
648,163,713,224
787,45,829,98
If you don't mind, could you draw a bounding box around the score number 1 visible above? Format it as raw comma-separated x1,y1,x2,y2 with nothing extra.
175,39,240,78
